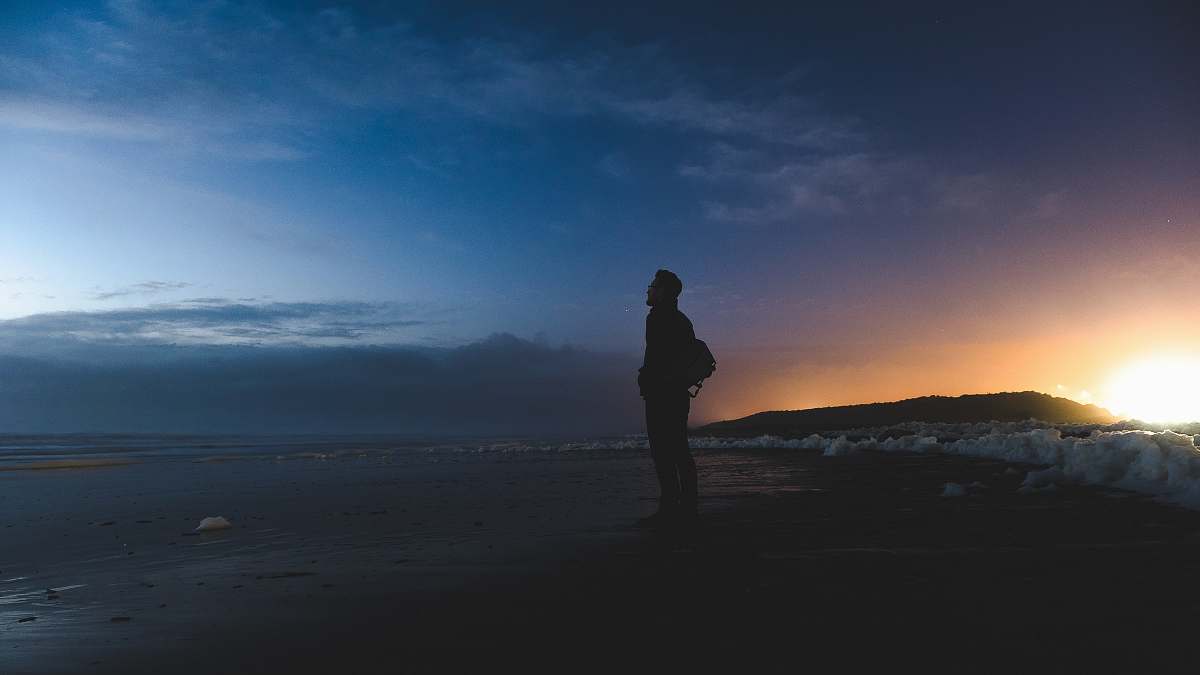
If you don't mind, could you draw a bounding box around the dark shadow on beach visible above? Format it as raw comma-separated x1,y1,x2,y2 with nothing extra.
62,447,1200,674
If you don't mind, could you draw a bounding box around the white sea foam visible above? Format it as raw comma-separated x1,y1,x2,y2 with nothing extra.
823,436,860,456
277,451,333,460
677,421,1200,510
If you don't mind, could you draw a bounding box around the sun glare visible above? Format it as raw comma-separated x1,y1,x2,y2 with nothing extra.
1103,356,1200,424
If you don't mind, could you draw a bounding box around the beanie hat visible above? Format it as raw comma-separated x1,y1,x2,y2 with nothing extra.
653,269,683,299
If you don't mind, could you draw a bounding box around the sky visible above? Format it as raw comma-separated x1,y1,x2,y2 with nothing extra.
1,1,1198,433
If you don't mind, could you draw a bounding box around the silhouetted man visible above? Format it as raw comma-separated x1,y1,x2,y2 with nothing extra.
638,269,697,525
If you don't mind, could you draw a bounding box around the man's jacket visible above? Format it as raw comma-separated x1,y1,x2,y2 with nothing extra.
638,301,695,399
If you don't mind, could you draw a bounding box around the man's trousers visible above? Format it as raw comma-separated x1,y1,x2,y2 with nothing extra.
645,393,696,512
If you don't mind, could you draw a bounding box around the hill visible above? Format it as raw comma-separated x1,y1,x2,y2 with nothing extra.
699,391,1117,437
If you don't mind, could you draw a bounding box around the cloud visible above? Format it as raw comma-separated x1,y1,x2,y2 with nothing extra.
0,2,853,159
0,98,172,141
597,151,631,179
91,280,192,300
603,89,857,149
685,144,926,223
0,333,643,435
0,299,433,350
932,173,995,213
679,140,1041,227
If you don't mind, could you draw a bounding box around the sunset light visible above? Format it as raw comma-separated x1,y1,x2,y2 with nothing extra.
1103,356,1200,424
1,2,1197,671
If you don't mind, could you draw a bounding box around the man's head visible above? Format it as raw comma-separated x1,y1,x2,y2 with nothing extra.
646,269,683,307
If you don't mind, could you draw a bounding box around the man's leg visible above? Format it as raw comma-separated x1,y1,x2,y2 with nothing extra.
673,395,697,515
646,398,680,512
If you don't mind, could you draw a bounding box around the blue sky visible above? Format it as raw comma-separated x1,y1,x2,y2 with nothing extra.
1,1,1197,431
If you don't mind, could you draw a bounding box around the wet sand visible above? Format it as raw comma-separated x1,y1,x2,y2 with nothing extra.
5,447,1200,672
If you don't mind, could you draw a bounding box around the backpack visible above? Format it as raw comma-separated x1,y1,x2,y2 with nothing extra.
682,338,717,398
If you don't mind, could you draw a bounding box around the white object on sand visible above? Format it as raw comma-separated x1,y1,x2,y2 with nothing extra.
941,482,967,497
195,516,232,532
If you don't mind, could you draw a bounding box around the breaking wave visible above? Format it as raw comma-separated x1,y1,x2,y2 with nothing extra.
682,420,1200,510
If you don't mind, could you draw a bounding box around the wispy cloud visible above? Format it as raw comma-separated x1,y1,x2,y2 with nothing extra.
0,98,171,141
0,2,853,161
91,280,192,301
683,142,927,223
0,299,436,349
597,151,632,179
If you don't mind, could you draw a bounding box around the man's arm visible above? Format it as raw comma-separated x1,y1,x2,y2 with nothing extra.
638,312,657,396
640,310,689,395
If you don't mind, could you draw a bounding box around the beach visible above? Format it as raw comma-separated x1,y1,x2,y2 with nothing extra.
4,437,1200,672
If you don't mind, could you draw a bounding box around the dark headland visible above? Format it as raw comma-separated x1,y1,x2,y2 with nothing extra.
701,390,1117,436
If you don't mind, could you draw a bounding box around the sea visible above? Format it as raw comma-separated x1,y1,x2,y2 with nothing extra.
0,432,646,469
4,419,1200,503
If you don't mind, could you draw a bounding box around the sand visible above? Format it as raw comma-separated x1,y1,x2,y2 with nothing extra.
4,446,1200,673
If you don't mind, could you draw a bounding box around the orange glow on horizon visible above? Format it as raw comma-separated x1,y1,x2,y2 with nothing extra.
689,318,1200,426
